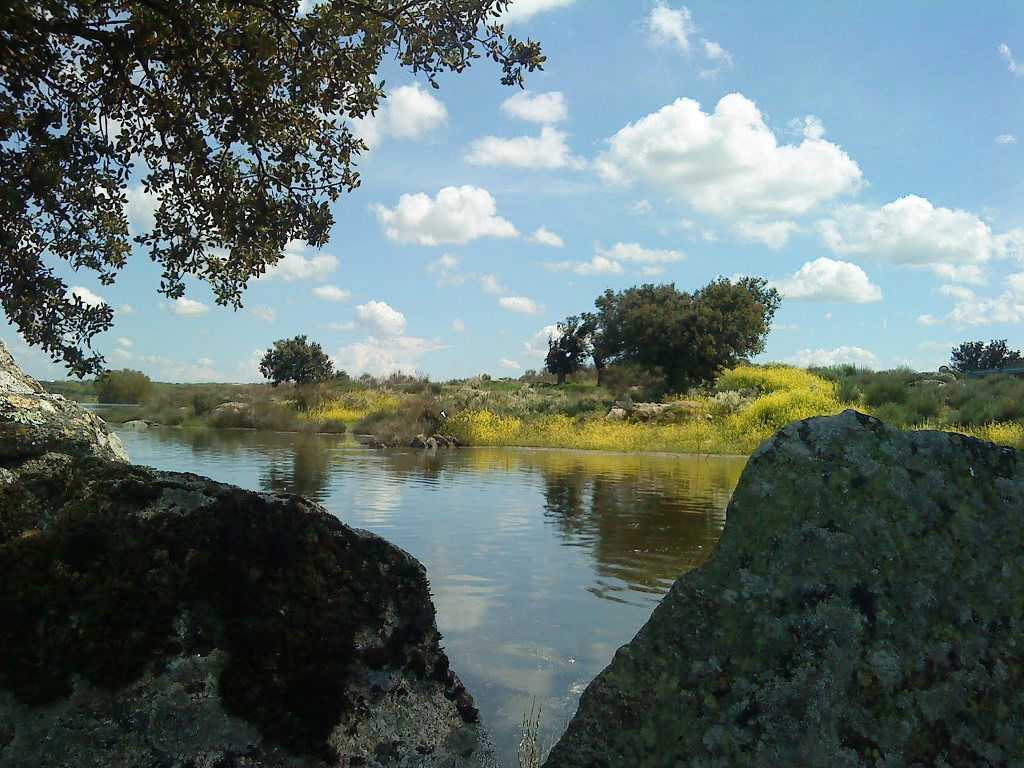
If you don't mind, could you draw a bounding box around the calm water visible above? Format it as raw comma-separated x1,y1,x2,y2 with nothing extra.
115,427,746,765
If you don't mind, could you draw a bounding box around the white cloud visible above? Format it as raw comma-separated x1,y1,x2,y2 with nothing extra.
428,252,467,287
118,304,134,315
498,358,521,370
774,257,883,303
314,284,352,302
995,133,1017,145
250,305,276,322
771,322,799,332
640,265,665,276
524,324,562,357
333,335,443,377
116,337,133,349
918,314,940,326
648,2,696,55
528,227,564,247
734,219,799,250
999,43,1024,76
329,321,355,331
501,90,568,124
783,346,879,368
628,200,654,216
931,263,987,285
818,195,1022,271
699,38,734,78
548,241,684,275
161,297,210,316
499,0,574,23
465,126,581,169
480,274,507,295
69,285,106,307
372,185,518,245
546,255,624,275
931,274,1024,326
352,83,447,148
356,300,407,336
261,240,338,281
499,296,544,315
125,185,158,235
451,318,467,332
597,94,862,223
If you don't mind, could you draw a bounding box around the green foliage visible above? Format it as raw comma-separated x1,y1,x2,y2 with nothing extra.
260,336,334,386
950,339,1022,372
545,315,591,384
593,278,780,393
2,0,544,375
94,368,152,403
862,370,916,406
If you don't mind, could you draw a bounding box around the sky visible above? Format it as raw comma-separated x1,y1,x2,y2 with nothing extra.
7,0,1024,382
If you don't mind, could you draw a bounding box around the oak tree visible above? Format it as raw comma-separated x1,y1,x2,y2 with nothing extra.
259,335,334,385
2,0,543,375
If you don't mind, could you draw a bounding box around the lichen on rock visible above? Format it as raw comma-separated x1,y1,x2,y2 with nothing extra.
544,409,1024,768
0,340,495,768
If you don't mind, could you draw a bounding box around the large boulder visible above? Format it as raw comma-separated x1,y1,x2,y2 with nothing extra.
0,340,494,768
544,410,1024,768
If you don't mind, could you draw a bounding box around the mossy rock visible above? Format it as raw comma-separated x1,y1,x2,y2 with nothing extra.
544,410,1024,768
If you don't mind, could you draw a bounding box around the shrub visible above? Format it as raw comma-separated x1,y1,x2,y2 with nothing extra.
95,369,153,403
835,378,862,404
863,371,915,406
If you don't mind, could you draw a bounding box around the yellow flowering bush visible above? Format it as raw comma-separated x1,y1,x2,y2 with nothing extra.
306,389,403,423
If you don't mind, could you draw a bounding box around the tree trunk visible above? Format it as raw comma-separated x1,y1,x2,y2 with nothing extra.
594,357,605,387
557,370,566,385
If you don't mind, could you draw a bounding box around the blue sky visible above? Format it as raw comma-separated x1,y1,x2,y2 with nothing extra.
8,0,1024,382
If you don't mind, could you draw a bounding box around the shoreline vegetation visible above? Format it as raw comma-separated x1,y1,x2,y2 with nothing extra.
44,363,1024,456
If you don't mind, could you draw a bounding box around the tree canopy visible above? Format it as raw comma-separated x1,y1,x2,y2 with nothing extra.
259,335,334,385
94,367,152,403
950,340,1023,373
2,0,543,375
593,278,780,393
544,314,590,384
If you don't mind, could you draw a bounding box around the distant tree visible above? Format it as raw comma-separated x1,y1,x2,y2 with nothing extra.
260,336,334,386
593,278,780,393
579,311,608,387
94,368,152,403
950,340,1022,372
3,0,544,376
545,315,591,384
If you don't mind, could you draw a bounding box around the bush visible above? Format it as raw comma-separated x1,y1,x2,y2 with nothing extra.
835,378,862,404
862,371,915,406
95,369,153,403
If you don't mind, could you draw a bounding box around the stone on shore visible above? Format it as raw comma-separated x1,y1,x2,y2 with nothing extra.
544,409,1024,768
0,339,495,768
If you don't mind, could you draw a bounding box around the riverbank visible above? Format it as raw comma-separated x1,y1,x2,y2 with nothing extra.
56,363,1024,456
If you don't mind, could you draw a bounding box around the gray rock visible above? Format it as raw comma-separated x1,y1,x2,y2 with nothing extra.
544,410,1024,768
604,406,628,421
0,339,128,463
0,344,495,768
120,419,151,430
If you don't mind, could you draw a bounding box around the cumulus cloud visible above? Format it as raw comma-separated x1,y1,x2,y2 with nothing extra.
69,285,106,307
931,275,1024,326
499,296,544,315
333,335,443,377
465,126,581,169
547,242,683,274
479,274,508,295
734,219,799,250
699,38,734,78
356,300,406,336
314,284,352,302
451,318,467,332
428,252,467,287
352,83,447,148
524,324,562,357
499,0,575,23
774,257,883,303
528,227,564,247
329,321,355,331
995,133,1017,145
818,195,1022,272
372,185,518,245
783,346,879,368
125,185,159,235
647,2,696,54
261,240,338,281
931,263,987,285
501,90,568,124
250,305,276,322
597,94,862,224
498,358,521,370
118,304,135,315
161,297,210,316
999,43,1024,76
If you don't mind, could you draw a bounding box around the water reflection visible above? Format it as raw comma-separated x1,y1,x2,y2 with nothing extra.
116,428,746,767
